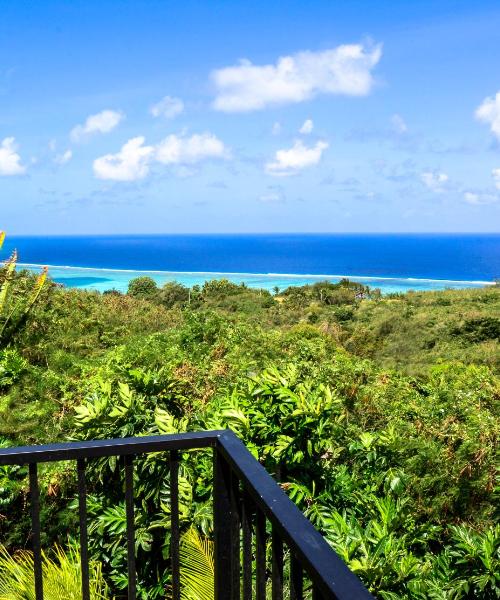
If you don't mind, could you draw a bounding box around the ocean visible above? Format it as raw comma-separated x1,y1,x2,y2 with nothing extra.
2,233,499,294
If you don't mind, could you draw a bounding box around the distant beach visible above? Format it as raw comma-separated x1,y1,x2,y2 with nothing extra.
4,233,499,294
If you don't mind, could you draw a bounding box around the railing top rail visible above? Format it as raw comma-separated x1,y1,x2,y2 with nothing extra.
1,429,373,599
217,430,373,600
0,430,220,466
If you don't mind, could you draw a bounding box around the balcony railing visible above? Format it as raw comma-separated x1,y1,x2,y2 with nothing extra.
0,429,373,600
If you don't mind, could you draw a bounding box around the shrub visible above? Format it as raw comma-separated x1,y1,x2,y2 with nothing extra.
0,349,28,389
127,276,158,299
452,317,500,343
159,281,190,308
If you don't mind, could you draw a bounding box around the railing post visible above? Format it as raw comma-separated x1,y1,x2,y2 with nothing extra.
272,528,284,600
170,450,180,600
290,554,303,600
77,459,90,600
241,491,253,600
213,447,235,600
124,454,137,600
255,509,267,600
29,463,43,600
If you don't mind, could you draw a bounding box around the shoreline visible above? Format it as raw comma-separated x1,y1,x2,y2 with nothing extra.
18,263,496,287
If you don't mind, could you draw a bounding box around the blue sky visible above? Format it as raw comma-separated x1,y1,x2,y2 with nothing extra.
1,0,500,234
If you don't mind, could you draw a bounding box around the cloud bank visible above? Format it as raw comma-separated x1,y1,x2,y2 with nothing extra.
475,92,500,140
266,140,328,176
71,110,124,142
150,96,184,119
299,119,314,134
156,133,227,165
0,137,26,175
212,43,382,112
93,132,228,181
421,171,448,193
54,149,73,165
94,137,154,181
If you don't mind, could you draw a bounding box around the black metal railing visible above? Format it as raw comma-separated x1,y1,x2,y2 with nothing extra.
0,429,373,600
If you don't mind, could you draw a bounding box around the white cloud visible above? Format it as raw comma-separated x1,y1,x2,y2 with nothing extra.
492,168,500,190
93,132,228,181
464,192,479,204
462,170,500,205
391,114,408,134
93,136,154,181
0,137,26,175
266,140,328,176
212,43,382,112
475,91,500,140
150,96,184,119
421,171,449,193
299,119,314,134
155,133,228,164
54,149,73,165
71,109,124,142
463,191,498,205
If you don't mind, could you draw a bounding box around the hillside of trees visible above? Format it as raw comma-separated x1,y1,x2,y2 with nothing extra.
0,266,499,598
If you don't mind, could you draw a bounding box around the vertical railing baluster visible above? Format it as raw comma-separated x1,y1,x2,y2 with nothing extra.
272,529,283,600
230,472,240,599
124,454,136,600
170,450,180,600
77,459,90,600
255,509,266,600
29,463,43,600
213,448,233,600
312,585,323,600
242,491,253,600
290,554,303,600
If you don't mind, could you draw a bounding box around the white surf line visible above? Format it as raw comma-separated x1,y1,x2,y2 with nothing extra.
17,263,495,286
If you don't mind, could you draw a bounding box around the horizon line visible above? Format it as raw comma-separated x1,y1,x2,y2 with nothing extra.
5,231,500,238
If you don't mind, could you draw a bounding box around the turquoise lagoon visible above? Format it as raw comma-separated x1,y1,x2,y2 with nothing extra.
20,264,494,295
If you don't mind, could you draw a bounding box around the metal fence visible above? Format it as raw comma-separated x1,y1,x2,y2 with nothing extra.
0,429,373,600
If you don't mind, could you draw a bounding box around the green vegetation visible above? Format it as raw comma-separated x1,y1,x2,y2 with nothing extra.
0,544,108,599
0,233,48,347
0,243,498,598
179,528,214,600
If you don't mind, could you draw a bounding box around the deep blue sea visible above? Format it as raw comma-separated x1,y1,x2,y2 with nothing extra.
2,234,499,294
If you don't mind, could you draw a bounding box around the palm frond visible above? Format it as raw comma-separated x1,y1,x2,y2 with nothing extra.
0,544,109,600
179,527,214,600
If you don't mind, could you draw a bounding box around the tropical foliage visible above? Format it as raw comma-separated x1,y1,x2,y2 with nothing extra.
0,233,48,348
0,544,109,599
179,527,214,600
0,238,498,598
